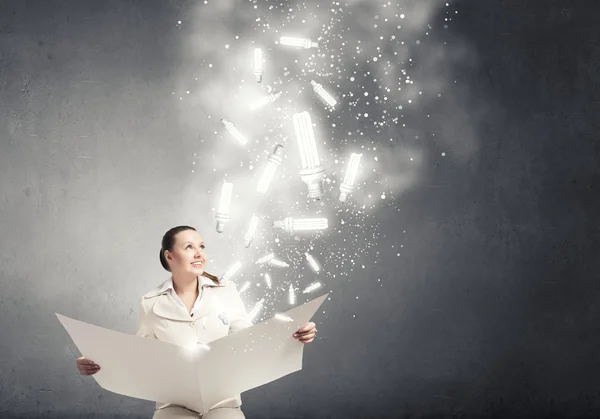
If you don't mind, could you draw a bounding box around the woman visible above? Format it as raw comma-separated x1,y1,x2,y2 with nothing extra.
76,225,317,419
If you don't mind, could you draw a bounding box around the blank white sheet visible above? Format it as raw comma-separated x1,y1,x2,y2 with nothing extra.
57,293,328,415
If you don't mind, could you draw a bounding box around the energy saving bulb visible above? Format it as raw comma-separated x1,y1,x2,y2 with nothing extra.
302,282,322,294
254,48,263,83
339,153,362,202
239,281,251,294
288,283,296,305
279,36,319,49
264,273,272,289
273,217,328,234
293,112,325,199
275,313,293,322
215,181,232,233
246,298,265,323
220,118,249,146
244,215,259,248
256,253,275,264
269,259,289,268
221,260,242,282
305,252,321,272
250,90,282,111
310,80,337,108
257,144,284,194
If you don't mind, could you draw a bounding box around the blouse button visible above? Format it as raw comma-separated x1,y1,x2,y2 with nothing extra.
190,321,196,327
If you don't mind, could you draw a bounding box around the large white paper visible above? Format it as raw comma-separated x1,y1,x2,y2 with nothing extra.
56,293,328,415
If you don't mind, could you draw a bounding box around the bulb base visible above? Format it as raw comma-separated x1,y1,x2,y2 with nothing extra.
299,166,325,199
339,183,355,202
273,217,293,233
215,213,230,233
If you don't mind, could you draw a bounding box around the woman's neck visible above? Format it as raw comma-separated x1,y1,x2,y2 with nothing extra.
172,274,198,296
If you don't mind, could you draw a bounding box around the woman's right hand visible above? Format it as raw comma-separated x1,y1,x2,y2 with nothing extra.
76,356,101,376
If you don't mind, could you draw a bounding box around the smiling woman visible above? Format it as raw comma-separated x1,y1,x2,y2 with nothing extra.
74,225,317,419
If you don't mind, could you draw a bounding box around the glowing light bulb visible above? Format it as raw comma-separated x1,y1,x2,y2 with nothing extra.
256,253,275,264
339,153,362,202
293,112,325,199
220,118,249,146
239,281,251,294
275,313,293,322
279,36,319,49
305,252,321,272
273,217,328,234
221,260,242,282
269,259,289,268
264,273,272,289
257,144,284,194
244,215,259,248
254,48,263,83
215,181,232,233
288,283,296,305
250,91,282,111
310,80,337,108
246,298,265,323
302,282,322,294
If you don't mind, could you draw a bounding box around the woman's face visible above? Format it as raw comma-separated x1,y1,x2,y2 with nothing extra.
165,230,207,277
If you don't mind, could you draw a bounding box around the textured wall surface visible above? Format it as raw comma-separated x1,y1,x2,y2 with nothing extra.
1,0,599,418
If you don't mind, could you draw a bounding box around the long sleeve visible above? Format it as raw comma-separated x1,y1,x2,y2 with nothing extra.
228,282,253,334
135,298,157,339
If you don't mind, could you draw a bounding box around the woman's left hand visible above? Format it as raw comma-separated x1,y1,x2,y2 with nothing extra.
293,322,317,344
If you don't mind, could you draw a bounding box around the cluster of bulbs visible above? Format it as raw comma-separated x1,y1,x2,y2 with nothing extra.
213,36,363,315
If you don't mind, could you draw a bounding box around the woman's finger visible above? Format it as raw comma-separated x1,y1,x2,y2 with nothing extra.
299,332,316,341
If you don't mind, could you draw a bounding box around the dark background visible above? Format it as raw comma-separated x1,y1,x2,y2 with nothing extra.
1,0,599,418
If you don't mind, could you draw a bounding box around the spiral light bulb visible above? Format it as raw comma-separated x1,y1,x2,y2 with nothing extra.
215,181,233,233
264,273,272,289
293,111,325,199
302,282,322,294
256,253,275,264
288,283,296,305
250,91,282,111
244,215,259,248
269,259,289,268
257,144,284,194
310,80,337,108
339,153,362,202
221,260,242,282
246,298,265,323
220,118,249,146
279,36,319,49
305,252,321,272
273,217,328,234
254,48,263,83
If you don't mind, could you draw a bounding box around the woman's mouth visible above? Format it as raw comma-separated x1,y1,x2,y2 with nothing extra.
191,261,203,268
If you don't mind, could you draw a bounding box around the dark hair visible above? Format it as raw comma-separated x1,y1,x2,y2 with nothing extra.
159,225,220,284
